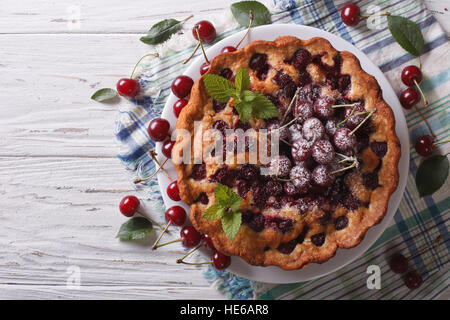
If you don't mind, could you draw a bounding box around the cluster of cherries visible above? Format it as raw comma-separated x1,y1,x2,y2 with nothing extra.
119,194,230,270
389,235,442,290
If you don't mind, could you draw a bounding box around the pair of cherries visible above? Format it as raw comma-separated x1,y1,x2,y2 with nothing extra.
119,195,230,270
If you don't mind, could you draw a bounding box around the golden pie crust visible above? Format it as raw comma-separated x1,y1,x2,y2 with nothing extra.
172,36,400,270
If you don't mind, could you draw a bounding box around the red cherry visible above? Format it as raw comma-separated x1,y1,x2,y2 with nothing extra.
119,195,140,217
148,118,170,141
404,270,423,290
162,140,175,158
341,4,361,26
171,75,194,98
116,78,140,98
167,180,180,201
165,205,186,226
389,253,408,274
212,251,231,270
200,62,210,75
415,135,434,157
192,20,216,44
180,226,202,248
221,46,237,53
401,65,422,87
202,234,215,251
173,99,188,118
400,88,420,109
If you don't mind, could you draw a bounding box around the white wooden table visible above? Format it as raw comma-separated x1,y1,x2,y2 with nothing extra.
0,0,243,299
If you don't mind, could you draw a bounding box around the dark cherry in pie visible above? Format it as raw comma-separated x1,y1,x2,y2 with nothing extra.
173,36,400,270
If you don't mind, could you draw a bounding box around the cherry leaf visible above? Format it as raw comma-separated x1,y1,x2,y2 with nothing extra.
116,217,153,241
231,1,271,27
91,88,118,102
415,155,449,197
140,16,192,45
387,15,425,56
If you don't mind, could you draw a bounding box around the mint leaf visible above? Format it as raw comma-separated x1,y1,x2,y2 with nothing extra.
116,217,153,241
215,184,242,210
235,101,253,123
91,88,118,102
203,204,225,220
203,74,235,103
387,15,424,56
416,155,449,197
221,212,242,240
234,67,250,92
243,91,278,119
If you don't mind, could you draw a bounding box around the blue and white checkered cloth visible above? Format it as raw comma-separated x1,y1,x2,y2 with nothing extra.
115,0,449,299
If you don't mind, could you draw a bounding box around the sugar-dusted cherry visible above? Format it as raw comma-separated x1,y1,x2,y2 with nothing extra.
341,4,361,26
171,75,194,98
415,135,434,157
400,88,420,109
192,20,216,44
389,253,408,274
116,78,140,98
167,180,181,201
212,251,231,270
334,127,356,151
173,98,188,118
148,118,170,142
119,195,140,217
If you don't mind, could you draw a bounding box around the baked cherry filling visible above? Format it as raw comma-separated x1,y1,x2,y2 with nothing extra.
249,53,270,80
242,211,294,234
370,141,388,158
191,163,206,181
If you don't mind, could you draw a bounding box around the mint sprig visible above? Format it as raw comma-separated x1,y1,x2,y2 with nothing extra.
203,67,278,123
203,184,243,240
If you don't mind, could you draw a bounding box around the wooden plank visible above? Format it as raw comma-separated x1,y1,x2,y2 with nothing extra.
0,0,237,34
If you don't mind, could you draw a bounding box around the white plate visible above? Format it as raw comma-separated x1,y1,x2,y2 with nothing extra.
157,24,409,283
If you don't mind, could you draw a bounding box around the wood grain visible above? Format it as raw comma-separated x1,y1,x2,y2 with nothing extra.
0,0,238,299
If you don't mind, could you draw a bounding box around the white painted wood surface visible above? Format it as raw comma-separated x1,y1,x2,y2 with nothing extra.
0,0,245,300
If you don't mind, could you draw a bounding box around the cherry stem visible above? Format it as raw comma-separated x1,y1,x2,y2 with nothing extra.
331,161,357,174
177,260,212,266
182,42,201,65
153,238,182,249
280,138,293,147
195,27,209,64
149,150,173,181
235,10,254,49
130,53,159,79
176,244,202,263
414,79,428,106
281,88,301,124
338,105,356,127
181,14,194,24
137,211,165,230
331,103,358,109
413,105,436,138
408,235,442,261
134,157,169,183
350,109,375,135
151,220,172,250
360,12,390,18
433,138,450,146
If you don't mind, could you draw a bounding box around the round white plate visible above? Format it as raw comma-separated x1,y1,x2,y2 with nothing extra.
157,24,409,283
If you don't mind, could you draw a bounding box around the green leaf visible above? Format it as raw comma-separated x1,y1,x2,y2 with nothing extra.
116,217,153,241
416,155,449,197
234,101,252,123
231,1,271,27
387,15,425,56
242,91,278,119
234,67,250,92
140,18,183,45
221,212,242,240
215,184,242,210
91,88,118,102
203,74,236,103
203,204,225,220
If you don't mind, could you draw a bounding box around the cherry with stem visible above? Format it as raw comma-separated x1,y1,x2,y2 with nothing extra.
119,195,165,230
152,205,187,250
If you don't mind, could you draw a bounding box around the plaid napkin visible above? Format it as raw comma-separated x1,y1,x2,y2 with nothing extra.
115,0,449,300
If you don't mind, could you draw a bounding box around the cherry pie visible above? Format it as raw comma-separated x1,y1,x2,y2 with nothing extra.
173,36,400,270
